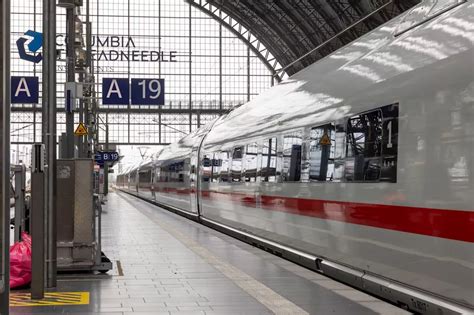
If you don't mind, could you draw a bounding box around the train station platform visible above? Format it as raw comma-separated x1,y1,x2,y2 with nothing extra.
10,192,411,315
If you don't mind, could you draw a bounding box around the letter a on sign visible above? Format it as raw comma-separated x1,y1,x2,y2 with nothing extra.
102,78,129,105
74,122,88,136
11,76,39,104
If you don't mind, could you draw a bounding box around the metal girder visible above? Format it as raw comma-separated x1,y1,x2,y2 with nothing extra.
186,0,285,81
189,0,421,76
208,0,297,72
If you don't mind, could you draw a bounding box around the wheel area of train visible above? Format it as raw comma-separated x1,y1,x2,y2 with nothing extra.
9,191,411,315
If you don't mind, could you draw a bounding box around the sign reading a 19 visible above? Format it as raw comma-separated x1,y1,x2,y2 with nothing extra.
101,78,165,106
131,78,165,105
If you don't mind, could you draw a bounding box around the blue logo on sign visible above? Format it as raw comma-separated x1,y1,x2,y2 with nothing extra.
17,30,43,63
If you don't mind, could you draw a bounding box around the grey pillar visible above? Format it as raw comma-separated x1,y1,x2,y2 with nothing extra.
30,154,45,299
0,0,11,313
42,0,57,288
65,8,75,158
103,115,109,196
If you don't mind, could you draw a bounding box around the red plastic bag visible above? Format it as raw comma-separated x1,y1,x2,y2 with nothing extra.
9,232,32,289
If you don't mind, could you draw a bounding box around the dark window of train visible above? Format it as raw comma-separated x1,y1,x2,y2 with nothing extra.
176,161,185,182
201,155,212,182
244,143,258,182
260,138,277,182
160,161,185,183
219,151,230,182
309,124,336,181
282,131,302,182
380,104,399,182
139,170,152,185
345,109,383,181
211,152,221,183
231,147,243,182
155,167,161,182
344,104,399,182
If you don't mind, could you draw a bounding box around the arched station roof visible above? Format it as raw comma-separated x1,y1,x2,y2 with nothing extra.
188,0,421,80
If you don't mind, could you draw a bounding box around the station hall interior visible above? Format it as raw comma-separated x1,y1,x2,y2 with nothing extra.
0,0,473,314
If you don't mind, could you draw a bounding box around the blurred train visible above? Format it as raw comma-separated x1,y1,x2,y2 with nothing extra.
117,1,474,314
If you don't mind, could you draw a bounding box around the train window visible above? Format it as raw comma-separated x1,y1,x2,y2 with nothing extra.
345,109,382,181
231,147,243,182
211,152,221,183
154,167,161,183
333,124,346,181
282,131,302,182
380,104,399,182
244,143,258,182
345,104,398,182
309,124,336,181
139,170,152,184
260,138,277,182
220,151,230,182
159,160,185,183
201,154,212,182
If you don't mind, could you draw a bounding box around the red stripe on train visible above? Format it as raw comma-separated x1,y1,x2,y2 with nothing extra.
150,187,474,243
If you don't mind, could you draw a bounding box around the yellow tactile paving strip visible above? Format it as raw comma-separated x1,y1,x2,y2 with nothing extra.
10,292,89,307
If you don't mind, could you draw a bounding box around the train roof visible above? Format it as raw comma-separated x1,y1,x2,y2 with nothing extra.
201,0,474,150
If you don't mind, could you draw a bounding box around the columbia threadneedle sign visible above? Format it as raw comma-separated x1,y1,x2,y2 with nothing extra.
102,78,165,105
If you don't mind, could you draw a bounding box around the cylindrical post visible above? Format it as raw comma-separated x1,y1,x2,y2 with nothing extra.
85,0,92,158
31,144,45,299
78,72,84,157
103,116,109,196
43,0,57,288
0,0,11,312
66,7,75,158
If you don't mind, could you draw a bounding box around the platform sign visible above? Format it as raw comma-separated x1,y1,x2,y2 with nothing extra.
102,78,129,105
131,79,164,105
94,151,120,166
11,76,39,104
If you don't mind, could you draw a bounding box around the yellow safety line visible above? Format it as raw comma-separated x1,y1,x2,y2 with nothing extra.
10,292,90,307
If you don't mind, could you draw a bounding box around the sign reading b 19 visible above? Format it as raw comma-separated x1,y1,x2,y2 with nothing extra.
131,79,164,105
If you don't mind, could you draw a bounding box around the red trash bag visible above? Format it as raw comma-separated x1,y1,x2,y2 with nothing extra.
9,232,32,289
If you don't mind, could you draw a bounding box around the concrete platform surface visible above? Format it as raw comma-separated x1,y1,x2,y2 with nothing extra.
9,191,411,314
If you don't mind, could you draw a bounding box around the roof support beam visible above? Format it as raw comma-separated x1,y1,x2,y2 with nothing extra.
186,0,284,81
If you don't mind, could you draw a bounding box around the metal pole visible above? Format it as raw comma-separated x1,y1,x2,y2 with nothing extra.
43,0,57,288
78,72,84,157
66,8,76,158
103,115,109,197
188,4,192,133
0,0,11,312
85,0,92,158
219,20,222,111
30,147,45,299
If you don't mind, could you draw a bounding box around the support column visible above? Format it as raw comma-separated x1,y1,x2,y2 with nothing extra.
43,0,57,288
219,19,222,111
103,114,109,197
0,0,11,313
65,8,75,158
247,47,251,102
188,4,192,133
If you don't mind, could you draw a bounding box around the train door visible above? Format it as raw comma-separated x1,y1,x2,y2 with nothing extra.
190,148,199,214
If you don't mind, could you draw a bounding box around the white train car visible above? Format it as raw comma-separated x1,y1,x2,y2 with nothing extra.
117,1,474,313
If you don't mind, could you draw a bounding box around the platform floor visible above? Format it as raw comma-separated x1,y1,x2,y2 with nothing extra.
10,191,411,315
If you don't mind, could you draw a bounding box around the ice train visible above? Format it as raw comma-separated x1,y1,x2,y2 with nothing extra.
117,1,474,313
